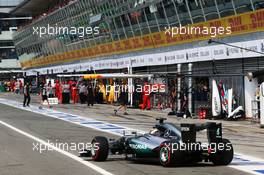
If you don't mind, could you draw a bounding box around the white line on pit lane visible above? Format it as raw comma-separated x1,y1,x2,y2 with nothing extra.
0,98,144,136
0,120,115,175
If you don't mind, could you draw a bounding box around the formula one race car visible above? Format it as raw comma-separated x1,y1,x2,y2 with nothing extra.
80,118,233,167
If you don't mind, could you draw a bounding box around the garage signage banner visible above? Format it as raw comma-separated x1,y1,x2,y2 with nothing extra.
31,38,264,74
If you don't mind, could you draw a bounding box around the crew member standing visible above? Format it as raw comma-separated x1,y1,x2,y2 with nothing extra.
141,82,151,110
23,82,31,107
79,83,87,104
62,81,70,104
87,82,95,107
58,81,63,104
107,82,115,104
15,80,19,94
19,80,23,94
99,82,106,103
71,83,78,104
39,83,50,108
55,80,60,98
47,81,54,98
114,81,128,115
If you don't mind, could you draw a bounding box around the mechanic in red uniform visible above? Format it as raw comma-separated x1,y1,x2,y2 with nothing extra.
58,81,64,104
71,82,78,104
10,80,15,92
55,80,60,97
141,82,151,110
68,80,73,90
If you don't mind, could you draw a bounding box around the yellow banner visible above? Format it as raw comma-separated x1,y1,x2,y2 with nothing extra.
21,9,264,69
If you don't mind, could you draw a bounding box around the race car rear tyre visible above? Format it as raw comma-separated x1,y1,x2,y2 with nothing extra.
91,136,109,161
211,138,234,165
159,142,184,167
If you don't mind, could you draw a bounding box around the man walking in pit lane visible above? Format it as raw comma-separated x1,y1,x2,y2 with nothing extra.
23,82,31,107
39,83,50,109
114,81,129,115
47,81,54,98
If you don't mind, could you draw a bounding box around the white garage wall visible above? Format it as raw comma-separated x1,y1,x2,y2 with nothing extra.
244,77,258,118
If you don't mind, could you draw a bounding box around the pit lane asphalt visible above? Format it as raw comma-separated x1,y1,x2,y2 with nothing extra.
1,93,264,159
0,104,248,175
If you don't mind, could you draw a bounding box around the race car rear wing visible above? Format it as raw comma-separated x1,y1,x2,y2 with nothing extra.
180,122,222,144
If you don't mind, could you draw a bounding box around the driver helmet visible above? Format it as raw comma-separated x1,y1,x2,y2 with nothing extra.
150,128,160,135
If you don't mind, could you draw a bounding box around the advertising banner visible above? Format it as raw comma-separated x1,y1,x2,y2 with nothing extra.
21,9,264,69
30,38,264,74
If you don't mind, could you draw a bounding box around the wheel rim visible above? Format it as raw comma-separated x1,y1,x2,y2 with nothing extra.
91,146,96,156
91,140,99,159
160,147,170,164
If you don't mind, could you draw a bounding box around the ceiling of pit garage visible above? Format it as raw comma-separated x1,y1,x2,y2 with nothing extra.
11,0,61,16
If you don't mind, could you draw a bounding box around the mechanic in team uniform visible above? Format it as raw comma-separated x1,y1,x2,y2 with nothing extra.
107,80,115,104
141,81,151,110
98,82,106,103
47,81,54,98
79,82,87,104
71,82,78,104
87,82,95,107
23,82,31,107
114,81,128,115
62,81,70,104
39,83,50,108
55,80,60,98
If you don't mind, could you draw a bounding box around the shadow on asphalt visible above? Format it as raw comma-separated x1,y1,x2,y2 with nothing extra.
82,157,216,168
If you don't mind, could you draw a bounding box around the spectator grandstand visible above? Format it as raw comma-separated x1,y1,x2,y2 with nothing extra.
13,0,264,65
0,0,24,70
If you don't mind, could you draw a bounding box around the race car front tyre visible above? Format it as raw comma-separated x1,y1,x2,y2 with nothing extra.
91,136,109,161
211,138,234,165
159,142,184,167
